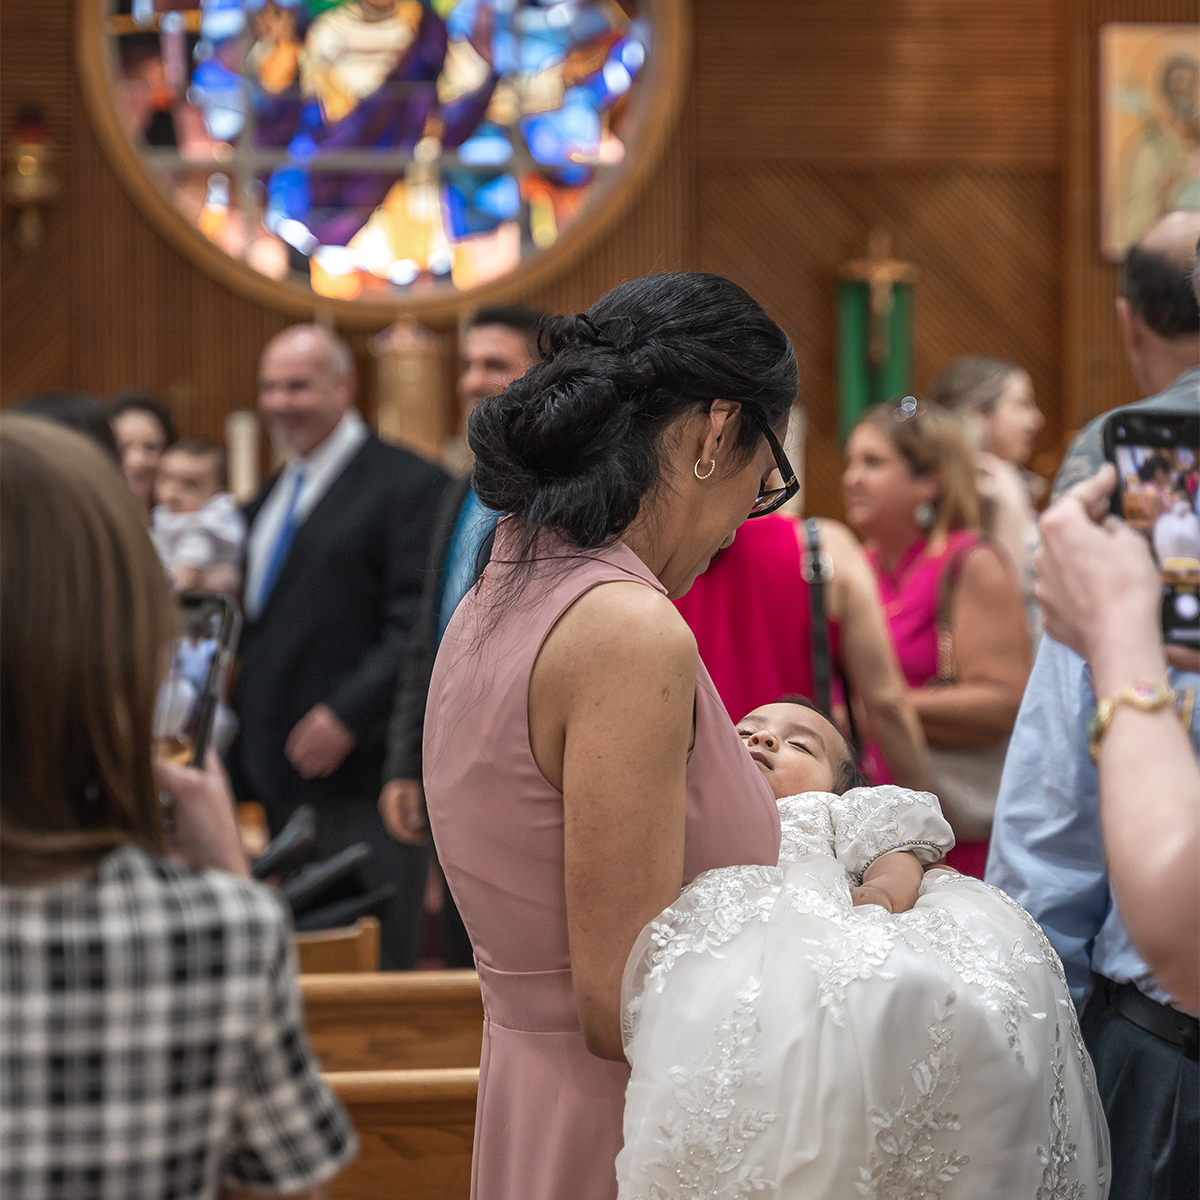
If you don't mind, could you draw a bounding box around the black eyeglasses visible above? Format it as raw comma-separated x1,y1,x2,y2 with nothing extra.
746,414,800,518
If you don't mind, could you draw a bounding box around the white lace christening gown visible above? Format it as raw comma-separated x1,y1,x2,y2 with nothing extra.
617,786,1110,1200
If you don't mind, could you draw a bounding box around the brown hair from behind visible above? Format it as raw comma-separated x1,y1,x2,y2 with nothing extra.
856,401,980,540
929,355,1023,416
0,415,176,883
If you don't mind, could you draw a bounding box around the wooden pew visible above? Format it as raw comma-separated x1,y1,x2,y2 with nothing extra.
295,917,381,973
326,1067,477,1200
301,970,483,1071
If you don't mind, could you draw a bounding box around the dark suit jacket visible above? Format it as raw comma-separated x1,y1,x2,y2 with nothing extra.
382,475,474,783
233,434,449,808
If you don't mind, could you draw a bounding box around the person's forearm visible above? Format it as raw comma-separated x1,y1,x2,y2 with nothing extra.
911,680,1023,748
864,693,930,791
1089,624,1200,1007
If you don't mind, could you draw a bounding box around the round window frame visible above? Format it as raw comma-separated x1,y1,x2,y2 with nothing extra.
76,0,690,327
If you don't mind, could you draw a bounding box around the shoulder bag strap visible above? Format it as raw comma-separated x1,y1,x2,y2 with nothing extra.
803,517,833,715
803,518,863,757
935,537,988,684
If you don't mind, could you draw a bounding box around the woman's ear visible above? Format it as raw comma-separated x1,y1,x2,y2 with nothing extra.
702,400,742,464
916,467,942,506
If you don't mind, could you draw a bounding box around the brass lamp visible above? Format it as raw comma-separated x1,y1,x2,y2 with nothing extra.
4,108,60,250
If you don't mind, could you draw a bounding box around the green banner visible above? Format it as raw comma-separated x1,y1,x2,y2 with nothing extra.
836,279,913,442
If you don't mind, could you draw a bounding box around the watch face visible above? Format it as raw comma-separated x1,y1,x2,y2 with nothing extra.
92,0,673,311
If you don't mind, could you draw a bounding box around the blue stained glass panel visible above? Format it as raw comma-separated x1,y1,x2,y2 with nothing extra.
106,0,653,299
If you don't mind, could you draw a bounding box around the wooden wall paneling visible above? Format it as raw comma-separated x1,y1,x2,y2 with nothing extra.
686,0,1063,520
691,0,1061,167
696,166,1061,520
1063,0,1199,436
0,0,76,398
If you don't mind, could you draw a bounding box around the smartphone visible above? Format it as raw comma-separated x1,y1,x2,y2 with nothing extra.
1102,410,1200,649
153,593,242,768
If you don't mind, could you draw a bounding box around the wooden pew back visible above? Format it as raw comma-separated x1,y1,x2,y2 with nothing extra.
302,970,483,1071
326,1068,476,1200
295,917,381,973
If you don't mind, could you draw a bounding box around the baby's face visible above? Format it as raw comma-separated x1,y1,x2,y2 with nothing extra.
156,451,220,513
736,703,844,798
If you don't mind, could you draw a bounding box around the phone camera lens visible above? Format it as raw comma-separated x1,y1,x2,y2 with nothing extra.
1176,592,1200,622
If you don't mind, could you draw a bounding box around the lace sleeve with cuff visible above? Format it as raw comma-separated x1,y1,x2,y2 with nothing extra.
828,785,955,885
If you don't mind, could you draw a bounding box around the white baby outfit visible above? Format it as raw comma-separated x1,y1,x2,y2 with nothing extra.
151,492,245,593
618,785,1109,1199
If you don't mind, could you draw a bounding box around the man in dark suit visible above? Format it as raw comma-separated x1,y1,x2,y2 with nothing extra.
233,323,447,969
378,306,542,967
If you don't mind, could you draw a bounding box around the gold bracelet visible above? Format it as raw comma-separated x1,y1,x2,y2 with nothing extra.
1087,683,1177,763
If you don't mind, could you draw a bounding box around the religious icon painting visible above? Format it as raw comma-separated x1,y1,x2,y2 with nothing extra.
1100,22,1200,261
87,0,680,314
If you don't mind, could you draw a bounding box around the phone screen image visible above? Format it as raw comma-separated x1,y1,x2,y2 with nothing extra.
153,595,239,766
1112,442,1200,645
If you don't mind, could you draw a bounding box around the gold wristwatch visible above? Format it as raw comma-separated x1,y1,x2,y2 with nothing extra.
1087,683,1177,763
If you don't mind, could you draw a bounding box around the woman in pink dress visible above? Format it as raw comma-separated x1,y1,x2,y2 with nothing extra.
842,399,1031,877
423,273,800,1200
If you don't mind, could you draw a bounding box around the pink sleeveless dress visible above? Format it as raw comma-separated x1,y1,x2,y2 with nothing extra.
866,531,989,876
424,529,781,1200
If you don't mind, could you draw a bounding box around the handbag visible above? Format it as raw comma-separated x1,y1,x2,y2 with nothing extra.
926,540,1008,843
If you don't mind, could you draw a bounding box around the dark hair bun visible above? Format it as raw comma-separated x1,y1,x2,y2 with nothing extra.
469,272,798,548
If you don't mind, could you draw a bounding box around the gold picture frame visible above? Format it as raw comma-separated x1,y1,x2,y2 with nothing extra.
1099,22,1200,262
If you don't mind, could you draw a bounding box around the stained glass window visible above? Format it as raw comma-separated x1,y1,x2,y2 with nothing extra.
105,0,651,299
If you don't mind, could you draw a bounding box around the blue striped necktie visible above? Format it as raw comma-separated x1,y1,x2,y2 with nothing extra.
256,467,305,612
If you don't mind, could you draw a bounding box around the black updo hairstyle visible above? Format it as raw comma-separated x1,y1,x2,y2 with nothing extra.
468,272,799,554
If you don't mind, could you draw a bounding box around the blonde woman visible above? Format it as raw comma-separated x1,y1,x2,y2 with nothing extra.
842,399,1031,875
931,355,1046,639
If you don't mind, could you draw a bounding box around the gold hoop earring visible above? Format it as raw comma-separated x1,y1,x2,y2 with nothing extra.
694,457,716,480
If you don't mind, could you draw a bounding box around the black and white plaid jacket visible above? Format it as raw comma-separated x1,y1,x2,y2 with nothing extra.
1,844,357,1199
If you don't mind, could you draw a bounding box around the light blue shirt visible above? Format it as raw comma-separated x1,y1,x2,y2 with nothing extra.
437,489,500,641
986,634,1200,1013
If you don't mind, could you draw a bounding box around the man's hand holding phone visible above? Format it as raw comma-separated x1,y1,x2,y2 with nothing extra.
1037,465,1200,674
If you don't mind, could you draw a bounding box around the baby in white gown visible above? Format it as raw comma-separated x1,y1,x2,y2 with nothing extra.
617,699,1109,1200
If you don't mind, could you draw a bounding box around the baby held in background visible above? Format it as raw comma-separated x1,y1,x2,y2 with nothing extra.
617,696,1108,1198
151,439,245,594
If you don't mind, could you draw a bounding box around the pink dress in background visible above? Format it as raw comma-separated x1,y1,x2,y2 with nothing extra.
424,528,781,1200
865,530,989,877
673,514,842,726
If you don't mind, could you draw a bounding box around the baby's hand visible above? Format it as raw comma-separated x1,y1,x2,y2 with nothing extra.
850,884,894,912
855,849,924,914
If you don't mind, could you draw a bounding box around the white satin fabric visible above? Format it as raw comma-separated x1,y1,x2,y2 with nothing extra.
618,787,1109,1200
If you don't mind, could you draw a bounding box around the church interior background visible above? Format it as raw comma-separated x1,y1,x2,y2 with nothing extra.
1,0,1197,521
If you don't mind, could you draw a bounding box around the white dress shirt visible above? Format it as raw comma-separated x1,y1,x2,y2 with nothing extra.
244,410,369,619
